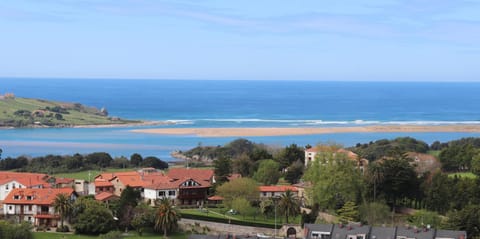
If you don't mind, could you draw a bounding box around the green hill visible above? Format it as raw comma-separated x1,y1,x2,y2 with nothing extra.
0,94,140,127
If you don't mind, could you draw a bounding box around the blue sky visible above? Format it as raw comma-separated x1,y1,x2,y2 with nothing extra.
1,0,480,81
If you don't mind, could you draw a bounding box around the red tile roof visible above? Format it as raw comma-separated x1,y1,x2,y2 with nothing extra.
95,192,119,201
0,172,49,187
3,188,75,205
94,179,113,187
259,185,298,192
208,195,224,201
55,178,74,184
167,168,214,187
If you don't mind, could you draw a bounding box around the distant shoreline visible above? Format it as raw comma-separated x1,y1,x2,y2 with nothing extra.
131,125,480,137
0,120,171,130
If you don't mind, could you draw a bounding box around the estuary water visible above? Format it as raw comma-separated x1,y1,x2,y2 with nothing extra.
2,78,480,160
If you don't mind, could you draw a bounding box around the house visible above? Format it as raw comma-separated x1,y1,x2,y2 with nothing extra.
3,188,77,227
95,191,119,206
259,185,298,199
304,147,368,172
94,178,115,194
304,224,467,239
95,169,167,196
143,175,178,205
166,168,215,206
0,172,50,201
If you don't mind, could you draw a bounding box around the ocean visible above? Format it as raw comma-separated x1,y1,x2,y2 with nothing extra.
2,78,480,160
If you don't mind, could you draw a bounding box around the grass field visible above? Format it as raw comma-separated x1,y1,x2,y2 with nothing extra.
53,168,136,181
448,172,478,179
0,97,138,127
33,231,187,239
181,207,301,225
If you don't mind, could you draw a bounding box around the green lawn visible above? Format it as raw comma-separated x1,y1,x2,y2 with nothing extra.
427,150,440,158
448,172,478,179
33,231,187,239
53,168,136,181
181,207,301,225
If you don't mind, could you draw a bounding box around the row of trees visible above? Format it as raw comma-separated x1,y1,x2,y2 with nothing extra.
0,152,168,174
52,186,180,237
351,137,480,173
207,139,305,185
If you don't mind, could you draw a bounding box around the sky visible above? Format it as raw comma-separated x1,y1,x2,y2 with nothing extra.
1,0,480,81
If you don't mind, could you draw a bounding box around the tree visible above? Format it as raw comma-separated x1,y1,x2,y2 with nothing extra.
303,150,365,209
232,153,255,177
217,178,259,208
0,221,32,239
130,153,143,167
337,201,359,223
284,160,304,184
214,156,232,184
131,203,156,236
232,197,255,219
74,199,116,235
117,185,141,231
53,193,72,229
276,144,305,169
446,204,480,238
376,158,418,209
471,152,480,176
358,202,390,226
259,198,273,219
424,171,451,214
86,152,113,168
142,156,168,169
253,159,280,185
155,197,180,237
278,189,300,223
366,161,384,203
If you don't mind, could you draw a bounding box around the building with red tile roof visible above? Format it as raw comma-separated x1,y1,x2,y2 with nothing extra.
3,187,76,227
0,172,51,201
166,168,215,205
304,147,368,171
259,185,298,198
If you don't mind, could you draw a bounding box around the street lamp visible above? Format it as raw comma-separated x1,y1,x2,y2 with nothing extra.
272,196,280,239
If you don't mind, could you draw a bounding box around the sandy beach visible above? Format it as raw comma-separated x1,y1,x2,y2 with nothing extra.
131,125,480,137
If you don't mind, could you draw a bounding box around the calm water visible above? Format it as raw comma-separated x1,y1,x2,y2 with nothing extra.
2,78,480,159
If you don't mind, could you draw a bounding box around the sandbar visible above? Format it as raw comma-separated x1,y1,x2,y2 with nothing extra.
131,125,480,137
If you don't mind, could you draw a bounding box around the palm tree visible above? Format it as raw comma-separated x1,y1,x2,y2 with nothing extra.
367,162,384,203
278,190,300,224
155,197,180,238
53,193,72,229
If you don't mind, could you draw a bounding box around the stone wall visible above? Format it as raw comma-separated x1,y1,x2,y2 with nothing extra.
180,219,304,238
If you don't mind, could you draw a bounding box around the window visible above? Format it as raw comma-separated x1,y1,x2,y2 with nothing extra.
28,205,33,211
263,192,267,196
28,217,32,222
12,183,16,188
26,196,32,200
169,190,176,196
159,191,166,197
14,195,20,200
8,206,12,210
6,184,8,190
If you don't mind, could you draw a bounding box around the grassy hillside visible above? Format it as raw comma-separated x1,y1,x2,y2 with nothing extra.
0,96,140,127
